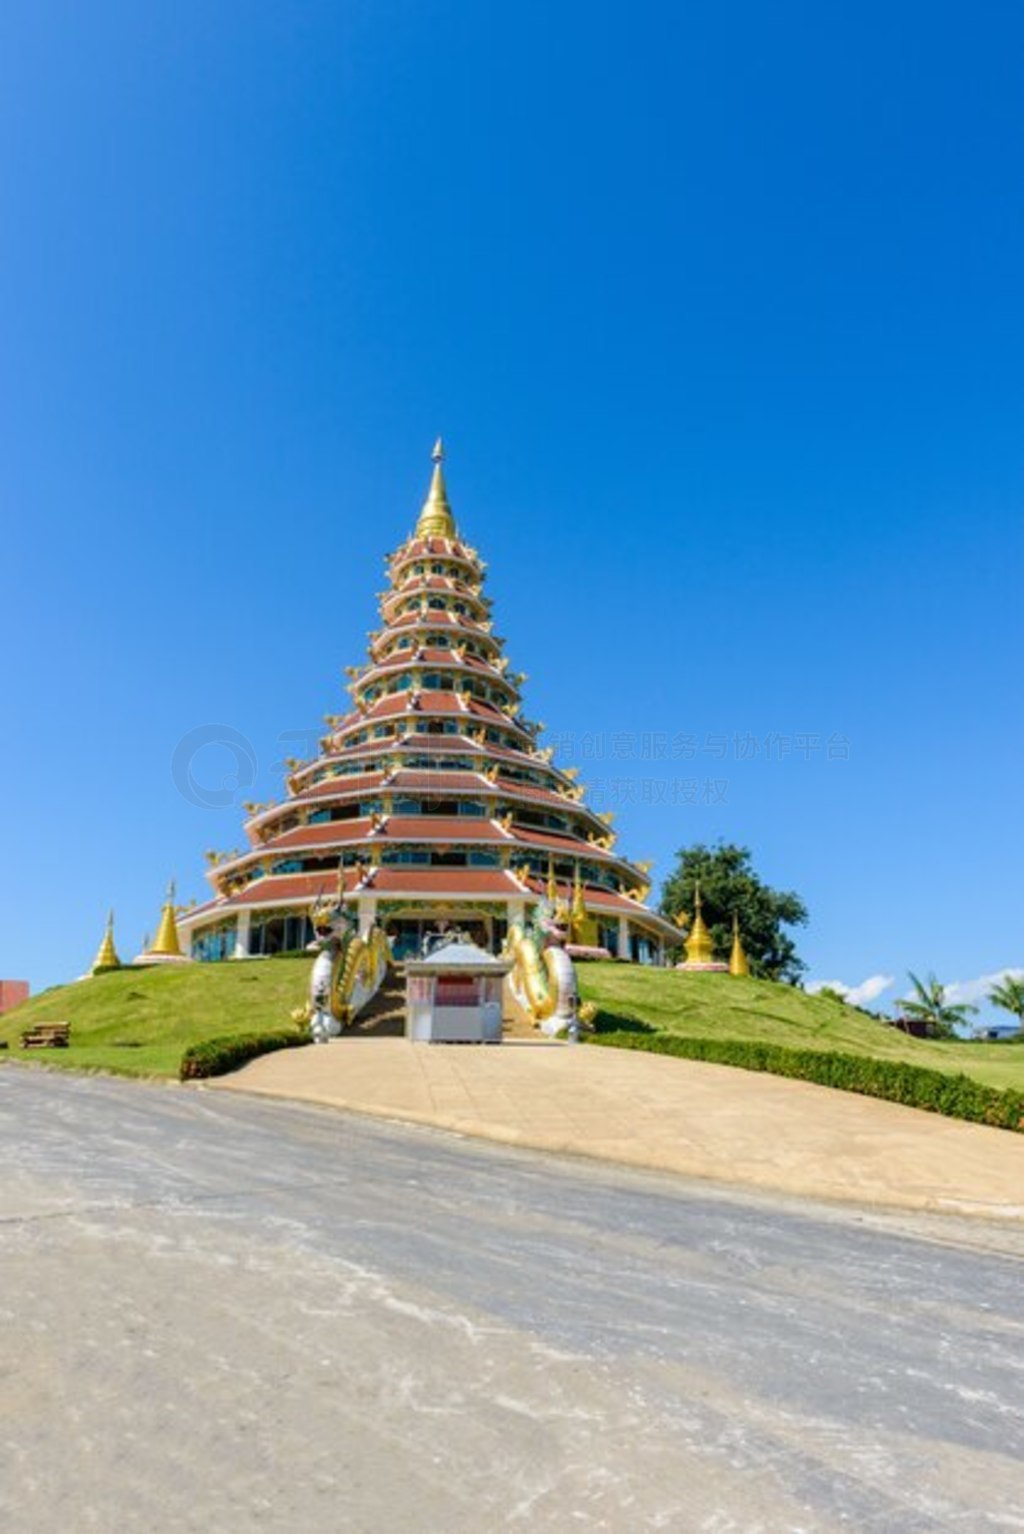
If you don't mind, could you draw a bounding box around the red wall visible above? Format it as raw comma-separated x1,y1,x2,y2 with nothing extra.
0,980,29,1013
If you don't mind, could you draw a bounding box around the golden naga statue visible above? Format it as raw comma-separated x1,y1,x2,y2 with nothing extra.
505,898,597,1039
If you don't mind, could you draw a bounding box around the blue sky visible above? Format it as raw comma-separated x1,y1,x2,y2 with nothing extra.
2,1,1022,1018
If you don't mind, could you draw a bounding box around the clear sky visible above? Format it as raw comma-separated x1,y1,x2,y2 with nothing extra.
2,1,1022,1018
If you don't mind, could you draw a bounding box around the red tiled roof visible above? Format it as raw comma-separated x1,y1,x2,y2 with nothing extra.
227,873,356,906
382,816,506,841
512,826,594,853
367,868,519,895
264,818,371,850
264,815,509,852
297,772,385,800
387,769,490,792
391,536,476,564
385,574,478,598
371,649,494,674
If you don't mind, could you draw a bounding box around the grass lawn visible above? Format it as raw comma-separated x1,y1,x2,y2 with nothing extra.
2,956,1021,1094
578,963,1024,1092
0,958,309,1078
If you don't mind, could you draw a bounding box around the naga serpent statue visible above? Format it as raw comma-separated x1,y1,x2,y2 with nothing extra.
505,897,597,1039
293,881,391,1043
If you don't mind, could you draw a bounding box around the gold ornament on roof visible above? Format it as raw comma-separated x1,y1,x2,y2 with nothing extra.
415,438,457,538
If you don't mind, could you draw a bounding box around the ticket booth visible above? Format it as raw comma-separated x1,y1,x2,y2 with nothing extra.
404,937,512,1043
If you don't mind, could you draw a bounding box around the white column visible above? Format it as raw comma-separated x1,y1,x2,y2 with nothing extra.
233,909,251,959
507,898,526,928
617,916,630,960
357,895,377,935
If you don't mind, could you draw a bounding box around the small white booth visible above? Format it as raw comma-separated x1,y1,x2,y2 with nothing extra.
404,937,511,1044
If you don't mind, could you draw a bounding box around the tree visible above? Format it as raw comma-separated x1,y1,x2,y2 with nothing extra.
896,971,978,1039
659,843,808,983
988,974,1024,1032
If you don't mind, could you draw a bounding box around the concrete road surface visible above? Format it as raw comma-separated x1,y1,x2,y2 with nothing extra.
2,1069,1022,1533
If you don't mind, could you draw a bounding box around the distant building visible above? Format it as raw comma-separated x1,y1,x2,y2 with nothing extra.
972,1023,1022,1041
0,980,29,1014
887,1015,935,1039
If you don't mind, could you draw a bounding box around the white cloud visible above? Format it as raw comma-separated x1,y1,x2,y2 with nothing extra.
945,968,1024,1008
807,974,895,1009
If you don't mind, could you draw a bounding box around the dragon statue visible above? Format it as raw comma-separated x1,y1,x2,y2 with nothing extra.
505,897,597,1040
293,879,391,1043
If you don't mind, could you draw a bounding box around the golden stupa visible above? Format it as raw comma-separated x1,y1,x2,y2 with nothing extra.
91,910,121,973
134,880,192,966
675,883,728,972
729,912,750,977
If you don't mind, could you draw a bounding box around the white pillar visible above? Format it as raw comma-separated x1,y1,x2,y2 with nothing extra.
357,895,377,935
617,916,630,961
507,898,526,928
233,909,251,959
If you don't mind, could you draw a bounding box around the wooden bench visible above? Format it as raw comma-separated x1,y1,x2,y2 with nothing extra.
21,1021,70,1049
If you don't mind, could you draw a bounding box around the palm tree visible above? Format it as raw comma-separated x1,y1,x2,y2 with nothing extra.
988,974,1024,1032
896,971,978,1039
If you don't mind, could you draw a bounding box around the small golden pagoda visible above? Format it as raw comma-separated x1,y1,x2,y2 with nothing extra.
675,883,728,972
729,912,750,977
91,910,121,974
133,881,192,966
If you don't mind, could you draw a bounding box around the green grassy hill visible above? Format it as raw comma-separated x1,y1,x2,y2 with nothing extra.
579,963,1024,1091
0,958,309,1077
1,956,1021,1091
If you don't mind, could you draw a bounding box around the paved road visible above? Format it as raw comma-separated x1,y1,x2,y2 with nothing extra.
2,1071,1022,1533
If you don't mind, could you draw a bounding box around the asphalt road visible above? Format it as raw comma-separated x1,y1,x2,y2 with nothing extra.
2,1070,1022,1534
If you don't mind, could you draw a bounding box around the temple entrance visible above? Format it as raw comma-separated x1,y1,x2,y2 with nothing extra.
384,914,507,960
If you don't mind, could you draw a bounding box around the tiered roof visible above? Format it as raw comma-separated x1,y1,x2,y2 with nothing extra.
190,443,677,944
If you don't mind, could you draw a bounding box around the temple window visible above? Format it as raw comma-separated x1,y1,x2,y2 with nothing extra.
191,920,237,962
249,910,314,957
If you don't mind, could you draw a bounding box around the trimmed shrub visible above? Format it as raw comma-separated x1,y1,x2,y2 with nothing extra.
179,1029,308,1081
588,1031,1024,1134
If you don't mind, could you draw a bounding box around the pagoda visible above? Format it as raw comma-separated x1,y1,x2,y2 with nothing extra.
675,884,728,972
178,444,681,965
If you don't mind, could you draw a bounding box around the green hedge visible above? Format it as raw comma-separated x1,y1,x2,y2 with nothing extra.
179,1029,308,1081
588,1031,1024,1134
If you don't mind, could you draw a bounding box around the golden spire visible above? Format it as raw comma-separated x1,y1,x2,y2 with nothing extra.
546,853,558,904
415,437,457,539
151,879,182,957
91,909,121,973
729,912,750,977
683,882,715,966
